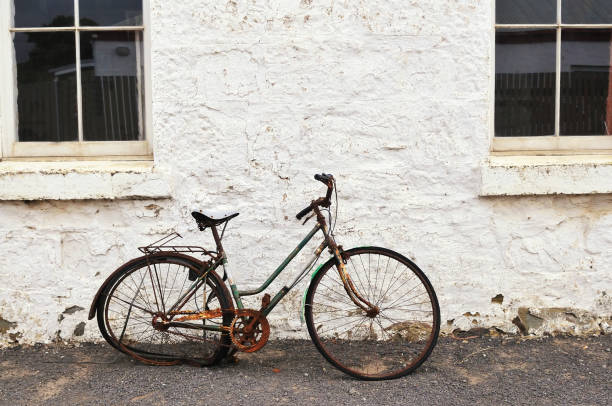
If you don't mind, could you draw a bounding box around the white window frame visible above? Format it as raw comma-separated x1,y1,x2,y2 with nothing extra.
490,0,612,154
0,0,152,160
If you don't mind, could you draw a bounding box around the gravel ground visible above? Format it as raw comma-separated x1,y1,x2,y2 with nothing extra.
1,335,610,405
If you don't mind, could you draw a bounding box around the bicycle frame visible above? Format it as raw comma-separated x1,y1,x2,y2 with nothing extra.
155,222,327,334
155,206,377,334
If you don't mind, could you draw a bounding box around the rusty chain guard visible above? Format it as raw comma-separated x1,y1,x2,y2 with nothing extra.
170,309,224,323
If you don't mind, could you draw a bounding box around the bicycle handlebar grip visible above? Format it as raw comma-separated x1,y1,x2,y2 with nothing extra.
314,173,333,183
296,205,313,220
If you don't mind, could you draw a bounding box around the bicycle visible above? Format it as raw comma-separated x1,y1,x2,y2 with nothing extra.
88,173,440,380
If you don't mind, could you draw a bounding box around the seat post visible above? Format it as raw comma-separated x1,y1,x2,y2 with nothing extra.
210,225,225,256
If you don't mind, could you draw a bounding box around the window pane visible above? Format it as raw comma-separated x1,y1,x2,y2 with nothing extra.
562,0,612,24
495,30,557,137
15,32,78,142
80,31,144,141
79,0,142,26
496,0,557,24
561,30,612,136
14,0,74,28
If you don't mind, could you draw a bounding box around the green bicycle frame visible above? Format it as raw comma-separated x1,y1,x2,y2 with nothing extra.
162,223,328,331
229,224,327,316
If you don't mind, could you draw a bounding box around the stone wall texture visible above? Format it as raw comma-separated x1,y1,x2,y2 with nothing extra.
1,0,610,345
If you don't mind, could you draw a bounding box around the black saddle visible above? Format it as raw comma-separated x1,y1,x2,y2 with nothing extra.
191,210,239,228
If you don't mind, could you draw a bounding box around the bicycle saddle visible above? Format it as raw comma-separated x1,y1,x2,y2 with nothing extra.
192,210,239,227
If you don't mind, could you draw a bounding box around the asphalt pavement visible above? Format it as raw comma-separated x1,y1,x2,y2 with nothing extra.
1,334,610,405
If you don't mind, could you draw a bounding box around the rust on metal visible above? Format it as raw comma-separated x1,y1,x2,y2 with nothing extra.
260,293,271,310
170,309,223,322
229,309,270,353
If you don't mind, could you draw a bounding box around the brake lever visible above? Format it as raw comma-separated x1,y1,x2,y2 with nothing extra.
302,213,316,225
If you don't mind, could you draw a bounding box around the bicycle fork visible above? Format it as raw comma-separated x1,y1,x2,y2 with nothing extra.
333,246,380,316
316,211,379,316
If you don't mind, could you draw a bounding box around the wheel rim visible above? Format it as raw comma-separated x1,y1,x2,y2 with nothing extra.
103,257,228,364
307,248,439,379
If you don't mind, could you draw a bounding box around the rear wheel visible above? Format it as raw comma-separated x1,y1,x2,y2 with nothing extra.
97,254,233,365
305,247,440,380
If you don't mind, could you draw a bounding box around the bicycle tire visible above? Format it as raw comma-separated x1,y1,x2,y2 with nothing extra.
305,247,440,380
96,253,234,366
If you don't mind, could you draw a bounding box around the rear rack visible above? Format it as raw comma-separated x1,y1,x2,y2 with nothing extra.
138,232,217,257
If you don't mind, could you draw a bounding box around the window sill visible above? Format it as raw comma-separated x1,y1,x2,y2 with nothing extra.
0,160,172,200
480,155,612,196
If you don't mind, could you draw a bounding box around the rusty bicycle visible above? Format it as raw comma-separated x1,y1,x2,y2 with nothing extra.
89,173,440,380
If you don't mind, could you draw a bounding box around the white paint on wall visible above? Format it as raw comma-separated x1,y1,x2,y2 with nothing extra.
0,0,610,345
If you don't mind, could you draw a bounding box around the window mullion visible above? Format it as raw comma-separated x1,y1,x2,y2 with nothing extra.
554,0,562,137
74,0,83,142
555,27,562,137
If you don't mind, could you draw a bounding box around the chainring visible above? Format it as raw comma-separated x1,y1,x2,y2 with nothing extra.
229,309,270,353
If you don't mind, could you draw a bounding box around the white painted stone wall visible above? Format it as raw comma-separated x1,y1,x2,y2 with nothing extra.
1,0,610,345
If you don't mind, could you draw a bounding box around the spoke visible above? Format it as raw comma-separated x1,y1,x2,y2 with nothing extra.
314,287,355,307
382,276,422,308
314,312,365,326
373,254,381,305
107,309,150,324
122,269,155,313
316,314,369,337
378,271,416,307
316,283,355,306
312,306,357,315
135,267,159,314
167,262,179,305
111,290,146,313
374,316,391,341
110,296,156,315
384,289,429,312
348,257,370,301
375,260,402,307
381,306,432,313
357,254,372,303
148,263,163,313
375,256,391,305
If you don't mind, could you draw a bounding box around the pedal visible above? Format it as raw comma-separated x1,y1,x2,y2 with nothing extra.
261,293,271,309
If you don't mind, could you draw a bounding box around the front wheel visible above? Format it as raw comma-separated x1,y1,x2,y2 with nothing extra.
305,247,440,380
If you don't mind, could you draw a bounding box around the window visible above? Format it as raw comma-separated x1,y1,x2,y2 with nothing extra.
0,0,151,159
493,0,612,152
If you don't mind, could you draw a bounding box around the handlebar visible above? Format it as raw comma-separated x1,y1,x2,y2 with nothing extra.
296,173,334,220
295,205,313,220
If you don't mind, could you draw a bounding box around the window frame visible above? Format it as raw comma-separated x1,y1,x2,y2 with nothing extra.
0,0,152,160
491,0,612,154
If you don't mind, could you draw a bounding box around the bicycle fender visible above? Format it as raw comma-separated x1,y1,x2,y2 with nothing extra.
87,252,210,320
300,257,335,323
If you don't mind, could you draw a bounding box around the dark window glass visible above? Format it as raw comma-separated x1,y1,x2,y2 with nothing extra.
14,0,74,28
495,30,557,137
496,0,557,24
561,30,612,136
14,32,78,142
562,0,612,24
79,0,142,26
80,31,144,141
